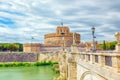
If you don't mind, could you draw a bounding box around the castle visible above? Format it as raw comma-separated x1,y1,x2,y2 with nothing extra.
23,26,80,52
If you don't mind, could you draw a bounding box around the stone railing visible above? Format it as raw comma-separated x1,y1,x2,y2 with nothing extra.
79,52,120,73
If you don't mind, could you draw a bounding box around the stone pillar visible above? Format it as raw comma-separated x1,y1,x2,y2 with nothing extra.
85,54,89,62
90,54,95,64
56,51,67,80
67,53,77,80
98,55,105,67
115,32,120,52
112,56,120,72
67,62,77,80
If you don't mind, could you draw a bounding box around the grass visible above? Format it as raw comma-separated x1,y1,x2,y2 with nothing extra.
0,61,58,67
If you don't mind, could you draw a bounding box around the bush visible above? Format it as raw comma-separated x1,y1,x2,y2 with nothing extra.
0,61,58,67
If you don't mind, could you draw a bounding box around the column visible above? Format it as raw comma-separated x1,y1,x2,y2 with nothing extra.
112,56,120,72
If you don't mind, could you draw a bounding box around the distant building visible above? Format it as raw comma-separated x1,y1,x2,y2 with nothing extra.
23,26,80,52
45,26,80,46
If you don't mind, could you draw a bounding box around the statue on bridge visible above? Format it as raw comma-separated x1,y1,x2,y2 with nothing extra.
115,32,120,44
115,32,120,51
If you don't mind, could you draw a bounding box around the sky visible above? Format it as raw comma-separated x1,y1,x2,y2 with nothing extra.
0,0,120,43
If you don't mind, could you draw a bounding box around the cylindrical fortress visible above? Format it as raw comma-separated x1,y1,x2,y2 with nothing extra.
44,26,80,46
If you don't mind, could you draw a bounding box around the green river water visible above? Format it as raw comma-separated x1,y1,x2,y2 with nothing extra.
0,66,59,80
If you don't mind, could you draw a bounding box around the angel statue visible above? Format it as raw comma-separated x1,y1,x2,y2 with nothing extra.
115,32,120,44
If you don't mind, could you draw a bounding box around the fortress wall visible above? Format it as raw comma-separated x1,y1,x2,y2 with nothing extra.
23,47,31,52
45,36,74,46
23,46,40,53
23,43,84,53
45,34,80,46
23,43,85,53
44,37,62,45
39,46,61,52
23,44,41,52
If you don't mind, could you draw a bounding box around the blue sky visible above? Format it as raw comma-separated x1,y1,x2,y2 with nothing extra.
0,0,120,43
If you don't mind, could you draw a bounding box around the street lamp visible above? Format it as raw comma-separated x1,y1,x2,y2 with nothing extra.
31,36,34,52
91,27,96,52
61,32,65,51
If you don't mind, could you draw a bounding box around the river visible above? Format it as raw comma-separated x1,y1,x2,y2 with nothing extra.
0,66,59,80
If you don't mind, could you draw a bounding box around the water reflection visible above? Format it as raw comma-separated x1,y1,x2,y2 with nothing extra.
0,66,59,80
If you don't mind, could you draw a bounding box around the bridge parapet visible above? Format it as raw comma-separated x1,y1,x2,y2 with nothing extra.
75,52,120,80
79,52,120,73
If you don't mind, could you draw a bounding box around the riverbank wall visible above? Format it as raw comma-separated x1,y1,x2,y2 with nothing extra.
0,52,59,62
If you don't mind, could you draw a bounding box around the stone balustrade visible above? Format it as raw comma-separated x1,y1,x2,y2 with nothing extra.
56,49,120,80
79,52,120,73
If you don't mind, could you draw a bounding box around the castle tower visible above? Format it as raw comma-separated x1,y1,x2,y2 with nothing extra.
44,26,80,46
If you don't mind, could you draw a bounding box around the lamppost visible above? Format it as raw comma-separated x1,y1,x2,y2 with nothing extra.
61,32,65,51
31,36,34,52
91,27,96,52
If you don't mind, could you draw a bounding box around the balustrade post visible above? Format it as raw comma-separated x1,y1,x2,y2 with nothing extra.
112,56,120,72
98,54,105,67
81,54,84,60
90,54,95,64
85,54,88,62
79,54,82,60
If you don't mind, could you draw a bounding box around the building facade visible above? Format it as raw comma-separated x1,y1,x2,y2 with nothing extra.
23,26,81,52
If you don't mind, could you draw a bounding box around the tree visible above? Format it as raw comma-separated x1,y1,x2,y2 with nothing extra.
15,43,23,51
10,44,19,51
3,43,11,51
109,41,117,50
18,44,23,51
0,43,23,52
0,44,3,51
103,40,106,50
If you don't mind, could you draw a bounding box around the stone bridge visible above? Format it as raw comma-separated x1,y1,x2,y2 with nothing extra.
55,31,120,80
56,50,120,80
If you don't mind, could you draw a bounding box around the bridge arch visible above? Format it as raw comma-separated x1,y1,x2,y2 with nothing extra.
80,71,107,80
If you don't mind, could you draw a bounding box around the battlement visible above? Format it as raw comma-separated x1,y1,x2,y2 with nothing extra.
56,26,70,34
45,26,72,38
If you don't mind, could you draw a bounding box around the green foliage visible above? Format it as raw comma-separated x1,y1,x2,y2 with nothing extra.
0,61,58,67
106,41,117,50
0,44,4,51
34,61,52,66
10,44,19,51
3,43,11,50
100,41,117,50
103,40,106,50
51,66,55,71
0,43,23,51
15,43,23,51
50,62,58,66
18,44,23,51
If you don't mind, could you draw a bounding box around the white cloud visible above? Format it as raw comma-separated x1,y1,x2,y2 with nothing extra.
0,0,120,43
